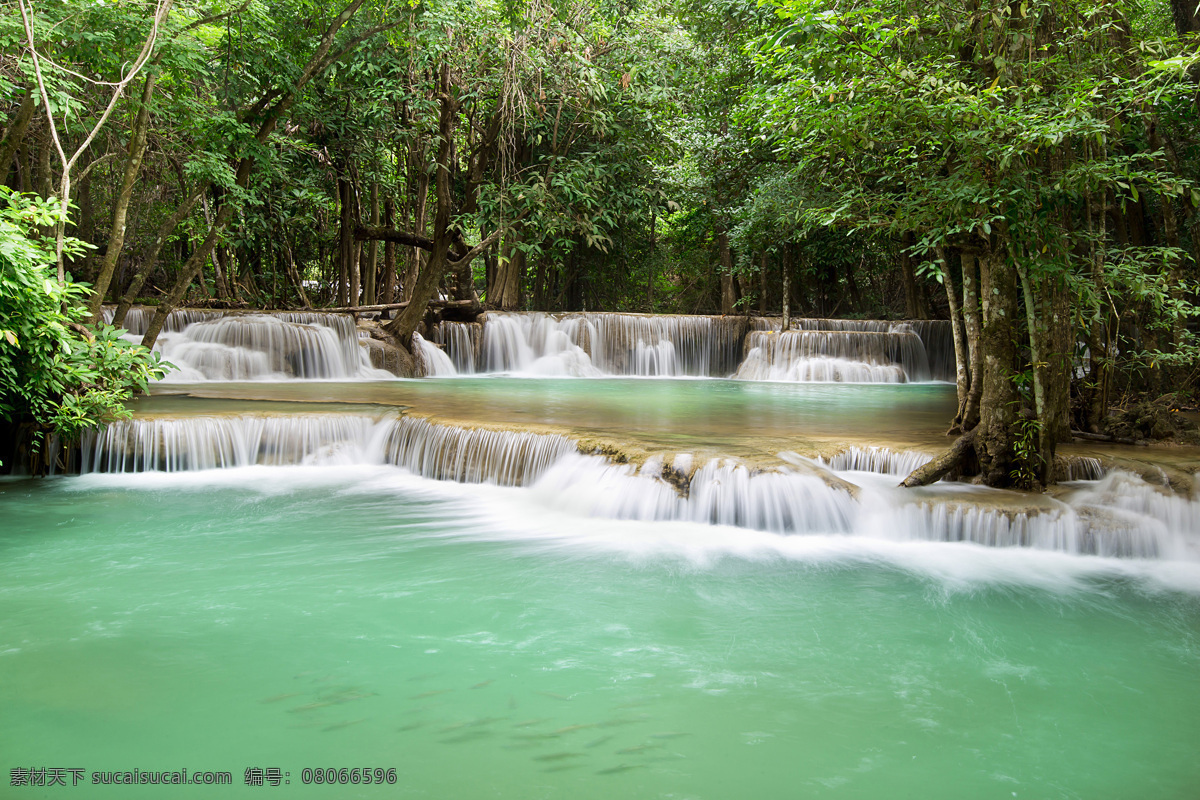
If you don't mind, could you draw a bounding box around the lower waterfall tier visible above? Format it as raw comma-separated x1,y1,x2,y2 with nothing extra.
78,413,1200,559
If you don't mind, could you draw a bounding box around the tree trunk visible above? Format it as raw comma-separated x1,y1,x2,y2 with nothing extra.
112,186,204,327
973,244,1020,487
717,226,735,314
381,197,396,305
337,174,353,306
87,72,158,319
900,430,976,488
0,87,37,184
941,248,971,432
386,63,455,345
403,141,429,302
959,251,983,431
365,180,379,305
900,231,926,319
781,244,791,330
493,226,525,310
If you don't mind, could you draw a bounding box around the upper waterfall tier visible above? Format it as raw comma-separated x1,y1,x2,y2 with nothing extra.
432,312,748,377
103,309,393,381
431,312,954,381
103,307,955,382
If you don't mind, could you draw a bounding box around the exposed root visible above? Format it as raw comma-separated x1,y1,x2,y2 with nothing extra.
899,429,976,488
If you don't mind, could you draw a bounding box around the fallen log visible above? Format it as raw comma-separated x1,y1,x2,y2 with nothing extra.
317,299,480,314
899,429,976,488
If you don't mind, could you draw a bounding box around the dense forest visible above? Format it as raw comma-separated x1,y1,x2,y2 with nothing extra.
1,0,1198,486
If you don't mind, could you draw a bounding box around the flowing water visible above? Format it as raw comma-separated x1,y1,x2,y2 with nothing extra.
2,465,1199,799
4,310,1198,798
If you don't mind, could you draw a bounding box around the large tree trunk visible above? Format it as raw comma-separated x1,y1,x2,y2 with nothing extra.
492,225,525,310
973,244,1020,487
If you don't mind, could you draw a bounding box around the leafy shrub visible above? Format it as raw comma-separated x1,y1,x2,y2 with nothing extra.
0,188,169,464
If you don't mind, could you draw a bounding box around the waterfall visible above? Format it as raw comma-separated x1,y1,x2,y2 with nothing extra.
734,329,932,382
431,321,482,373
434,312,747,377
104,307,955,382
748,316,955,383
102,306,221,334
78,412,1199,558
531,454,858,533
411,332,457,377
102,309,392,381
818,446,936,477
382,417,576,486
82,413,574,487
434,312,947,381
80,414,395,472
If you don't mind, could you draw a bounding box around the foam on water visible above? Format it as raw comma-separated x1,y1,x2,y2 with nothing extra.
105,308,392,381
106,308,954,384
734,329,931,383
77,413,1200,567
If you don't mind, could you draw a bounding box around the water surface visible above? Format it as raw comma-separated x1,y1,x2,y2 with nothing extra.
2,468,1198,798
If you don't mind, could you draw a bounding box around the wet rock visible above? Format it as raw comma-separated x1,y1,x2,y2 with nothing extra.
362,337,417,377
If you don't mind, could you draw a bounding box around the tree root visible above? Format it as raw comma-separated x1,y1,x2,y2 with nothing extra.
899,429,976,488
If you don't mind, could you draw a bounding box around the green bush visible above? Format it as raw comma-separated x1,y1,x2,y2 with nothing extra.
0,188,169,463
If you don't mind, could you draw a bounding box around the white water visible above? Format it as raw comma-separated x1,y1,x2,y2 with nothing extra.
104,308,392,381
735,329,932,383
104,307,953,383
411,332,457,377
431,312,952,382
434,312,745,377
79,413,1200,560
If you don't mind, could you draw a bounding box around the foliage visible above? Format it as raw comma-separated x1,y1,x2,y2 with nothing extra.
0,189,168,455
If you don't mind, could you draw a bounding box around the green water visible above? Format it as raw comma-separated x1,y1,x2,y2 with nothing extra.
148,378,959,452
3,467,1199,799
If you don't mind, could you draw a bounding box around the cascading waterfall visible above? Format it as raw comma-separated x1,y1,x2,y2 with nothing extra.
431,312,948,381
411,332,457,377
103,308,392,381
734,329,933,382
382,417,576,486
430,321,483,373
432,312,747,377
817,446,936,477
82,413,573,487
104,307,952,382
81,414,395,472
79,413,1200,559
102,306,220,334
752,317,955,381
531,453,858,533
